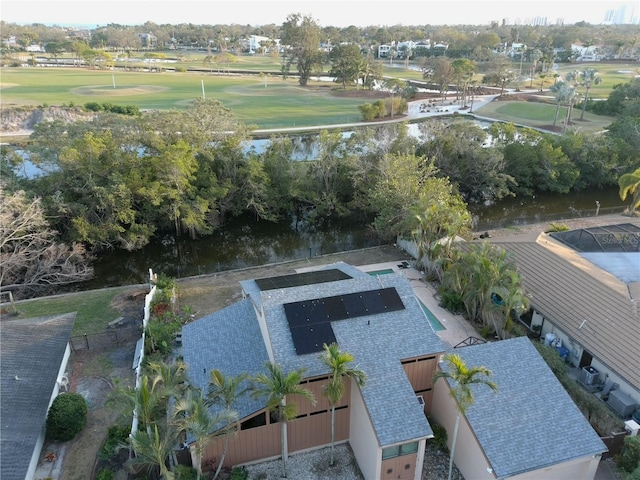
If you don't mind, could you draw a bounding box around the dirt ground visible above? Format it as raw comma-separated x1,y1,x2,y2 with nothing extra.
35,212,637,479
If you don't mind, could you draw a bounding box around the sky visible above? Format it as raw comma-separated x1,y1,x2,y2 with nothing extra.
2,0,636,27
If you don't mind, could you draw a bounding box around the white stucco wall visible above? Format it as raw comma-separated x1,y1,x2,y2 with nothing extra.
349,380,381,480
432,367,603,480
431,377,495,480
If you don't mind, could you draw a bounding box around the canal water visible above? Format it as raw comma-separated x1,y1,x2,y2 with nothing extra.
84,186,624,288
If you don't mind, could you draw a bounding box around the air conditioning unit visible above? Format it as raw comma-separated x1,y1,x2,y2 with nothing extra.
607,389,637,418
581,366,599,386
624,420,640,437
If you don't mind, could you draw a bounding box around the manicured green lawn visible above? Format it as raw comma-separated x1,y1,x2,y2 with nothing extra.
1,67,367,129
473,100,615,133
551,63,638,99
15,287,129,335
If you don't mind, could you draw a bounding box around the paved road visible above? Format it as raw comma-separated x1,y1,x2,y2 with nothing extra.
252,93,501,136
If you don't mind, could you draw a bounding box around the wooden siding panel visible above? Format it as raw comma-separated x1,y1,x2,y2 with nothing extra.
289,408,350,453
403,356,437,392
202,422,280,471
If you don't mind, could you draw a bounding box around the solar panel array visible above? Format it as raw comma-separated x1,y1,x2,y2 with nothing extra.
255,269,352,291
284,287,405,355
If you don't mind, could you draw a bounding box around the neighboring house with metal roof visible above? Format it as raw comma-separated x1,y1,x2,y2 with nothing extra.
488,223,640,414
431,337,607,480
0,313,75,480
182,262,447,479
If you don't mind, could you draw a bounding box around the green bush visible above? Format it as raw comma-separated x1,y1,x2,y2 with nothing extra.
99,424,130,460
175,465,198,479
230,467,248,480
359,103,377,121
95,468,114,480
428,418,448,451
618,436,640,473
439,289,464,314
46,392,88,441
479,325,494,339
545,222,570,233
626,464,640,480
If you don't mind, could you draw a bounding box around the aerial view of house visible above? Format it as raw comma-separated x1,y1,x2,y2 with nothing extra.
181,260,610,479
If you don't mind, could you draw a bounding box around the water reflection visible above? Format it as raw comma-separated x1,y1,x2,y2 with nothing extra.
83,214,381,288
470,187,624,230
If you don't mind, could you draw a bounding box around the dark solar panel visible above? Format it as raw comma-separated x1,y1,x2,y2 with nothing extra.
255,269,351,291
285,287,405,355
290,322,337,355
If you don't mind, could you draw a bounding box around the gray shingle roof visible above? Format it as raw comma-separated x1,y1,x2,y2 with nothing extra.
181,299,269,419
243,262,447,446
447,337,607,478
490,234,640,393
1,313,76,480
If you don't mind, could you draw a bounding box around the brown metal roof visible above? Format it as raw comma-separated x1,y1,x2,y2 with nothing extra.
491,233,639,393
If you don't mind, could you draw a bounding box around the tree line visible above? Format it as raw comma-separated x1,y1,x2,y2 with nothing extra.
1,79,638,297
2,17,638,61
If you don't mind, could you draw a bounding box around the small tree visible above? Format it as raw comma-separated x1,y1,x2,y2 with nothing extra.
319,343,366,466
251,363,315,478
433,354,497,480
46,392,88,441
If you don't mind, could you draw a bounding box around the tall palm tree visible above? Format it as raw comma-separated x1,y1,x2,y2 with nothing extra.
433,354,498,480
319,343,366,466
619,167,640,213
174,389,237,480
251,362,316,478
578,68,603,120
207,370,249,480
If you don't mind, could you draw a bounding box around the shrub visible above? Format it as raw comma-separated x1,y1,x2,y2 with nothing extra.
95,468,114,480
99,425,130,460
479,325,494,339
439,289,464,313
428,419,448,451
359,103,377,121
618,436,640,473
545,222,570,233
230,467,248,480
175,465,198,479
175,66,187,73
84,102,103,112
46,392,88,441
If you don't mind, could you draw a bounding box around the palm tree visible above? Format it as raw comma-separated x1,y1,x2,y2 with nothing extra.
128,424,178,480
319,343,366,466
207,370,249,479
433,354,498,480
174,389,238,480
578,68,603,120
490,270,530,338
619,167,640,213
251,362,316,478
550,81,569,128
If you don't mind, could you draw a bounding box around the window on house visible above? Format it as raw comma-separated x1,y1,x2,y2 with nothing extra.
401,442,418,455
382,446,399,460
383,441,419,460
240,412,266,430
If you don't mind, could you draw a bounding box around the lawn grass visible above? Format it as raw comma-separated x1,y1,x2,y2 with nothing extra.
0,67,367,129
15,287,128,335
473,99,615,133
